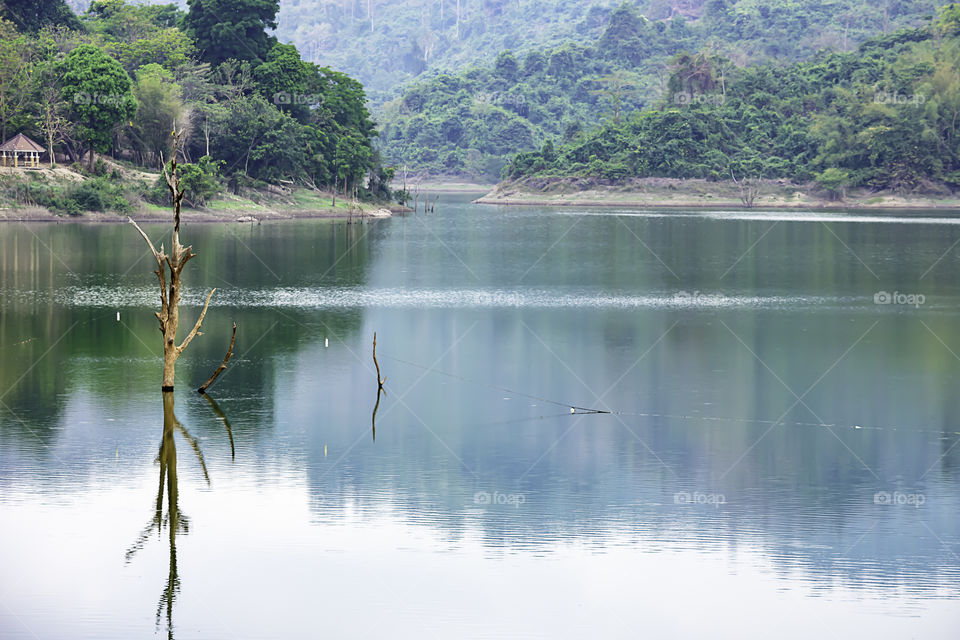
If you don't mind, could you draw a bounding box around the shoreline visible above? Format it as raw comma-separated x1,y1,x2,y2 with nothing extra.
473,196,960,210
475,177,960,211
0,205,407,224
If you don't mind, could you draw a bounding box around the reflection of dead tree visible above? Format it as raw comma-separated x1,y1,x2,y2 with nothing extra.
371,333,386,442
372,386,383,442
198,322,236,394
124,392,199,640
730,169,760,208
201,393,235,461
130,124,215,391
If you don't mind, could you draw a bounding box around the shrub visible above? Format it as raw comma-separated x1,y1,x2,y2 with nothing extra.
148,156,223,207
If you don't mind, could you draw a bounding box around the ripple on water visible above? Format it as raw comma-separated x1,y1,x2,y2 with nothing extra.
50,285,881,311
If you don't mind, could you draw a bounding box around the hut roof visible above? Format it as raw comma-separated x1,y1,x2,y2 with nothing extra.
0,133,45,153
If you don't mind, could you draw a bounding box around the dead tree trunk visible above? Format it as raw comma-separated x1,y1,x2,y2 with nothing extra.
130,124,215,391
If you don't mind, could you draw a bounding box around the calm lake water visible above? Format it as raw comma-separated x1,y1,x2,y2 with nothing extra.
2,196,960,638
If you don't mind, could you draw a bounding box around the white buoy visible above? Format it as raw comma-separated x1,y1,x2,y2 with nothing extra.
325,338,329,348
324,444,328,457
116,311,120,321
570,407,576,414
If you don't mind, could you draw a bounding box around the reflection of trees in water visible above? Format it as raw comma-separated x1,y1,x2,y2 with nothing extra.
124,392,233,640
0,218,379,446
298,315,960,599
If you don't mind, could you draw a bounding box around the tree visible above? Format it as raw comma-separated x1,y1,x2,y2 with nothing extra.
131,64,185,166
184,0,280,66
179,155,223,206
84,0,195,74
0,19,33,143
59,44,137,170
493,50,519,84
815,167,850,200
668,51,716,102
592,70,639,125
34,59,74,167
0,0,80,33
253,43,311,119
938,3,960,35
129,126,215,391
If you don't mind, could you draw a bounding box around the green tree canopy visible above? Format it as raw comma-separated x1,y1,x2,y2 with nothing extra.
59,44,137,168
0,0,80,33
184,0,279,66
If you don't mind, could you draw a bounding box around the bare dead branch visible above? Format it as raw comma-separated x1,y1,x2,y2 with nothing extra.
177,288,216,354
198,322,236,394
128,218,163,265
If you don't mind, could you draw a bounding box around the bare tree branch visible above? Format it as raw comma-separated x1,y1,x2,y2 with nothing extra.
177,288,216,354
198,322,236,394
128,218,164,265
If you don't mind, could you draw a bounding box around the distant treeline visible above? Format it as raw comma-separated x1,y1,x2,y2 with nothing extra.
378,1,948,181
505,8,960,194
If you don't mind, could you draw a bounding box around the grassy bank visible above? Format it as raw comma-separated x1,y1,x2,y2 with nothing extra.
0,163,401,222
476,177,960,210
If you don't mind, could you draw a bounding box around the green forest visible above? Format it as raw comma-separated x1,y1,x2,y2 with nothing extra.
504,8,960,194
1,0,959,212
0,0,388,215
379,1,949,180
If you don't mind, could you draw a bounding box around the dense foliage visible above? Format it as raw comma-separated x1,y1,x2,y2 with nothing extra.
379,1,945,179
1,0,82,32
504,13,960,193
273,0,943,98
2,0,385,213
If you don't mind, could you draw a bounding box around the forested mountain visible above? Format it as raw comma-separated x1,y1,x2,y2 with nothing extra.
62,1,942,100
379,1,946,179
32,0,960,192
504,7,960,194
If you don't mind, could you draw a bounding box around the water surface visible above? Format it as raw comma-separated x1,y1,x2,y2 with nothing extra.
1,198,959,638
